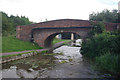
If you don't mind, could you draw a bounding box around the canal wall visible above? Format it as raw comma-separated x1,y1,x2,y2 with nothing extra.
0,41,65,64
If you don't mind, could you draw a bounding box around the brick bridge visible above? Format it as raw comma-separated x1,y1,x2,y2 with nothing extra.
16,19,119,48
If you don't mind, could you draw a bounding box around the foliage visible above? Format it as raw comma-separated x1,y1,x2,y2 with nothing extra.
88,22,105,38
82,12,120,74
0,36,1,53
95,53,120,74
89,9,119,23
2,36,42,53
1,12,33,36
118,13,120,23
81,31,120,58
81,30,120,76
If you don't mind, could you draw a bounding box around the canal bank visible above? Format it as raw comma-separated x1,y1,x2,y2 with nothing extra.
1,41,65,64
1,40,100,78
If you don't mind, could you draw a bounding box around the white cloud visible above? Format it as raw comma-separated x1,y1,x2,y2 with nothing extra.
0,0,118,22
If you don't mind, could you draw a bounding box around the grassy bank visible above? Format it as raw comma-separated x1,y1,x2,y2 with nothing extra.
52,38,71,45
2,36,71,53
0,36,2,53
2,36,42,53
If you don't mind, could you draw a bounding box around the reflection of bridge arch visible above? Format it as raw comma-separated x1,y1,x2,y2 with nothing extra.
16,19,118,48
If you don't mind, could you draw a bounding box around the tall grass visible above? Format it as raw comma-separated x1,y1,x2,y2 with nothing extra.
95,53,119,74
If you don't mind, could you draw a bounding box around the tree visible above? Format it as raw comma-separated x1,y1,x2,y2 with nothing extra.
2,12,13,35
87,22,105,38
1,12,33,36
89,9,119,23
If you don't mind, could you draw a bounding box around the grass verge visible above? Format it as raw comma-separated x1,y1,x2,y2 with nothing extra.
2,36,42,53
52,38,71,45
1,51,38,58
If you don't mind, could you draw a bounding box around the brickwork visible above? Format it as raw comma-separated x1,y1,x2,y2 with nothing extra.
16,19,118,47
32,28,89,47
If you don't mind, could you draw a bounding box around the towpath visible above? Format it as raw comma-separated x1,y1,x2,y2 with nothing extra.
1,41,64,56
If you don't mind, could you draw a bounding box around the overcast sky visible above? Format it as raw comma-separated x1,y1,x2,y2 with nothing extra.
0,0,119,22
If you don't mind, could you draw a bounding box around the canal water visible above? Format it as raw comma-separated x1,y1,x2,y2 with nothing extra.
0,39,99,78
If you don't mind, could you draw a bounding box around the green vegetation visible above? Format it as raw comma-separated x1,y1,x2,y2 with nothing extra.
2,36,71,53
1,12,33,36
95,53,119,74
81,31,120,58
89,9,119,23
87,22,106,38
4,51,56,70
1,12,41,53
68,59,73,62
2,36,42,53
41,50,48,54
86,10,120,73
0,36,2,53
59,60,67,64
52,38,71,45
81,21,120,76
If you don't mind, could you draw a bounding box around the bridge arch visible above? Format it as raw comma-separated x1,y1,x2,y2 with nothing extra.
44,32,81,48
31,27,90,47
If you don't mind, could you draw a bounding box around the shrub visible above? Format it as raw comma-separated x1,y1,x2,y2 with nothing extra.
95,53,120,74
87,22,106,38
81,32,120,59
81,31,120,76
